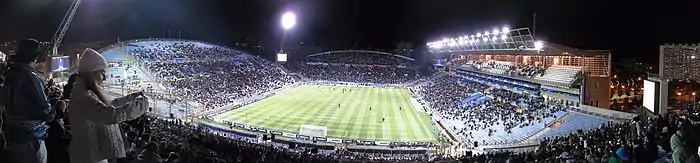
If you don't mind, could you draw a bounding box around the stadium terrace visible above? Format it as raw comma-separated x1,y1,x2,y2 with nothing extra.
3,37,698,163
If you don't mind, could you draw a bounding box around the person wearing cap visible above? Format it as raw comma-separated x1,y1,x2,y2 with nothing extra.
67,48,149,163
2,38,54,163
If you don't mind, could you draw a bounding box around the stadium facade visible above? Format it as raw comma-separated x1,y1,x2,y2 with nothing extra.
659,44,700,82
427,27,612,109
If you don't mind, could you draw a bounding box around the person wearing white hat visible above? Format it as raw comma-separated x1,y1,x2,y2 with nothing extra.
67,48,149,163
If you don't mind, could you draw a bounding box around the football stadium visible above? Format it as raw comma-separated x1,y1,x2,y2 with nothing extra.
88,27,630,156
5,2,698,160
70,25,640,161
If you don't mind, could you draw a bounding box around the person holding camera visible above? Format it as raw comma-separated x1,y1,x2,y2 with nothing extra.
67,48,149,163
2,38,54,163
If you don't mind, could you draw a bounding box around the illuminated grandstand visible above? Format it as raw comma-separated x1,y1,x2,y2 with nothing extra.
427,26,612,109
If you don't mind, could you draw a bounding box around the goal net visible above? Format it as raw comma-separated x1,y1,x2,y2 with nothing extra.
299,124,328,138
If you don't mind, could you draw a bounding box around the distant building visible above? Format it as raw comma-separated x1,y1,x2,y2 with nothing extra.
659,44,700,81
395,41,413,57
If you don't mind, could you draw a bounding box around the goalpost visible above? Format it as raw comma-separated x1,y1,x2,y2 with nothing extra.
299,124,328,138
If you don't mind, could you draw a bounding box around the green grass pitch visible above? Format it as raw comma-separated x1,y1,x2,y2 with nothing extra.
214,85,439,142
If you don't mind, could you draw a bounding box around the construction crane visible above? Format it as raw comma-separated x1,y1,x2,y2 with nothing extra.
50,0,83,57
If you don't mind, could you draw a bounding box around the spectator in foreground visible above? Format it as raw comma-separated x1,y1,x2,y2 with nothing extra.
2,38,54,163
688,145,700,163
68,48,150,163
137,141,162,163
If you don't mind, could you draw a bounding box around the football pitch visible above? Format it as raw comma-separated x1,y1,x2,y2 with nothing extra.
213,85,440,142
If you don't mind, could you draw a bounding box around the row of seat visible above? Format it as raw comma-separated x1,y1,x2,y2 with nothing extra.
534,65,581,86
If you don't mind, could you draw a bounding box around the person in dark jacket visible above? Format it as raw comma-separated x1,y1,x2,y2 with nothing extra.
2,38,54,163
688,145,700,163
61,72,79,100
46,100,70,163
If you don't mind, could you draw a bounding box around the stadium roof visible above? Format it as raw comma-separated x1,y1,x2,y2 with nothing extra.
308,50,415,61
426,27,595,56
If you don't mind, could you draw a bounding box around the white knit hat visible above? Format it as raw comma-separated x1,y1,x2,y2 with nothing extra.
78,48,107,73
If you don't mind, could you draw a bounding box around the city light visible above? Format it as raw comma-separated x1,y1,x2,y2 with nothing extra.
281,12,296,30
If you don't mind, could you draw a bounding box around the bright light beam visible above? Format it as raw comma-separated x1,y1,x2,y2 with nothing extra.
281,12,296,30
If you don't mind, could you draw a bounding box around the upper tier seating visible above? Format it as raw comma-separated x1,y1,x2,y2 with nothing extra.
534,65,582,86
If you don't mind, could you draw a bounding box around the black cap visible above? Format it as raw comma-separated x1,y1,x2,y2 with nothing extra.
13,38,44,63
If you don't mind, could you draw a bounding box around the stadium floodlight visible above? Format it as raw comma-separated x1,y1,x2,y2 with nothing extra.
493,29,500,34
483,37,488,42
501,34,507,40
434,44,442,49
471,35,475,38
281,12,297,30
477,33,482,37
502,27,510,33
534,40,544,50
485,31,490,36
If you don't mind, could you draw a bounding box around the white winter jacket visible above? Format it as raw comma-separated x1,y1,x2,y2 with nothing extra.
68,80,149,163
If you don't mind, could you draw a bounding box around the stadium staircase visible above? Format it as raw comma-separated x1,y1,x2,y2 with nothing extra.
522,112,570,142
291,73,309,82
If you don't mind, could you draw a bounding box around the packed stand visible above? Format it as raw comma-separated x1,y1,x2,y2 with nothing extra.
305,50,413,66
450,59,546,78
292,64,418,84
128,41,294,109
414,75,569,145
291,51,419,84
463,113,700,163
4,38,700,163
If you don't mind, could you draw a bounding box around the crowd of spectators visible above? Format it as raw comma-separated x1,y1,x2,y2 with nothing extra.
466,113,700,163
304,51,412,66
450,59,546,78
290,51,418,84
413,74,569,145
417,75,564,132
128,41,294,109
3,38,700,163
292,64,417,84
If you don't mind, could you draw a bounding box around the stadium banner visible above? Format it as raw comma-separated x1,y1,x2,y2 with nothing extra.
342,140,357,144
295,135,311,140
313,137,327,141
283,133,297,137
327,138,343,144
270,131,283,135
360,141,376,145
256,128,268,133
375,141,391,146
234,123,245,128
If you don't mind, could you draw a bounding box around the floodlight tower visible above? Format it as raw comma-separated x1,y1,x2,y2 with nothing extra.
50,0,83,57
279,12,296,54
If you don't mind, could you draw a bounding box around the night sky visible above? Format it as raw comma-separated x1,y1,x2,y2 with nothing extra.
1,0,700,62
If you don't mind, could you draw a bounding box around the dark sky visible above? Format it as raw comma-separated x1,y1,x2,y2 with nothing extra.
1,0,700,62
